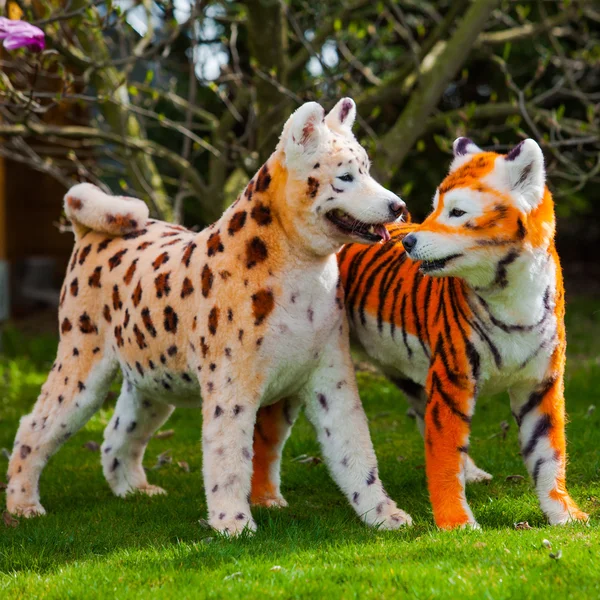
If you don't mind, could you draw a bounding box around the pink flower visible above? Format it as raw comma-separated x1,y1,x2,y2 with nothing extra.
0,17,45,52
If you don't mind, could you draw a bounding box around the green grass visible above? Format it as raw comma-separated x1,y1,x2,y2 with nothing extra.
1,296,600,599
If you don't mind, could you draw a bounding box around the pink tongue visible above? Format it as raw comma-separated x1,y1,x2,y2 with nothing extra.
375,225,391,242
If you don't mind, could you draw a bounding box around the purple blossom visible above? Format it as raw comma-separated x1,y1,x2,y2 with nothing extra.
0,17,45,52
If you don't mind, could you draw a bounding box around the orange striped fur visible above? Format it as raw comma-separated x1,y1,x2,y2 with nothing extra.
339,138,587,529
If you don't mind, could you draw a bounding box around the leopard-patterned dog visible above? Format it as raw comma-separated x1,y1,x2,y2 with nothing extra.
6,99,412,535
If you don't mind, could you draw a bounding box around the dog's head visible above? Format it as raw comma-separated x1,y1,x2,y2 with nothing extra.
402,138,554,288
276,99,405,255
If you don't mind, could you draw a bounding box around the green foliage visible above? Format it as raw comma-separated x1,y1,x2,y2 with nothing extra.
1,296,600,597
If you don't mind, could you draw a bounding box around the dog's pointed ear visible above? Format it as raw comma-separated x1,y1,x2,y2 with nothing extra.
449,137,484,172
325,98,356,133
502,139,546,210
280,102,326,169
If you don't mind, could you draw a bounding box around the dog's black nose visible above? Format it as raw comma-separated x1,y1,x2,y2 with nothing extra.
402,233,417,253
388,199,406,219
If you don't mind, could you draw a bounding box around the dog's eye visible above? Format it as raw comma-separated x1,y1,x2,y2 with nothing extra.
338,173,354,183
449,208,466,218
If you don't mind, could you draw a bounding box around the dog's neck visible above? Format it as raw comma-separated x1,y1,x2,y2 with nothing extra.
470,243,557,328
211,154,333,273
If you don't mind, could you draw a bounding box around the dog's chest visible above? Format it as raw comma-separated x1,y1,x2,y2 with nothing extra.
260,257,344,403
478,307,558,395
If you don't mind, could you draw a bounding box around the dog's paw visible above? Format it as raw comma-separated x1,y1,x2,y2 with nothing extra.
7,501,46,518
377,508,413,530
135,484,167,497
211,512,257,537
365,501,413,530
464,457,492,484
436,517,480,531
251,494,288,508
548,509,589,526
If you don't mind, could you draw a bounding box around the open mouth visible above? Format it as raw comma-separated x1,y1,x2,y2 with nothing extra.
419,253,462,273
326,209,391,243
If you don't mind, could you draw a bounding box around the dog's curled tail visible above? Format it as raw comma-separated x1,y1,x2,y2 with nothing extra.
64,183,149,238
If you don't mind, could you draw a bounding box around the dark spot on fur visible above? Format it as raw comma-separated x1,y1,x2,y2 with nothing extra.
228,211,247,235
181,277,194,299
123,259,138,285
208,306,219,335
201,264,214,298
155,272,171,298
112,285,123,311
318,393,328,410
109,249,128,271
164,306,178,333
307,177,320,198
245,237,268,268
250,202,272,226
79,312,97,334
132,281,143,307
153,252,170,271
182,241,197,266
78,244,92,265
252,289,275,325
255,165,271,192
366,468,376,485
88,266,102,288
207,232,224,257
133,324,147,349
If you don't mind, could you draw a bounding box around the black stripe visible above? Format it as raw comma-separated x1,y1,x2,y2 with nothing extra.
517,377,557,425
452,284,502,368
431,372,472,424
358,256,393,326
522,414,552,458
433,335,461,387
390,376,424,399
431,402,442,431
422,277,434,346
347,245,390,323
343,246,372,320
494,250,520,288
388,274,405,340
447,280,481,382
440,293,459,372
411,269,431,359
399,293,412,358
337,244,353,269
475,292,551,333
377,256,405,333
433,279,446,325
532,457,545,486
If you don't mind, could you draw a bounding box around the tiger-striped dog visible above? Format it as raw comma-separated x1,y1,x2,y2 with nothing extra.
6,99,412,535
338,138,588,530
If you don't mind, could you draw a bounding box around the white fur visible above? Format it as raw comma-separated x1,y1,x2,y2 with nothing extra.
280,102,326,171
64,183,149,234
449,138,483,172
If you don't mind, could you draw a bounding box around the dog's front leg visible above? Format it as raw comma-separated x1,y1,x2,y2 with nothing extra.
202,391,259,536
424,365,478,530
303,331,412,529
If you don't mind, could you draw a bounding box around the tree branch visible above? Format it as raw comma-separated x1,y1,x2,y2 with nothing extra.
374,0,500,182
0,123,214,214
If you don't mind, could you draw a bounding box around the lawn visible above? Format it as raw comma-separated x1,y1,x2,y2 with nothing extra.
1,296,599,599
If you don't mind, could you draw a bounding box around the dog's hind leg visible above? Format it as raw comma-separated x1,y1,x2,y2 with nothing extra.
390,375,492,483
101,381,174,497
6,346,117,517
250,397,302,508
